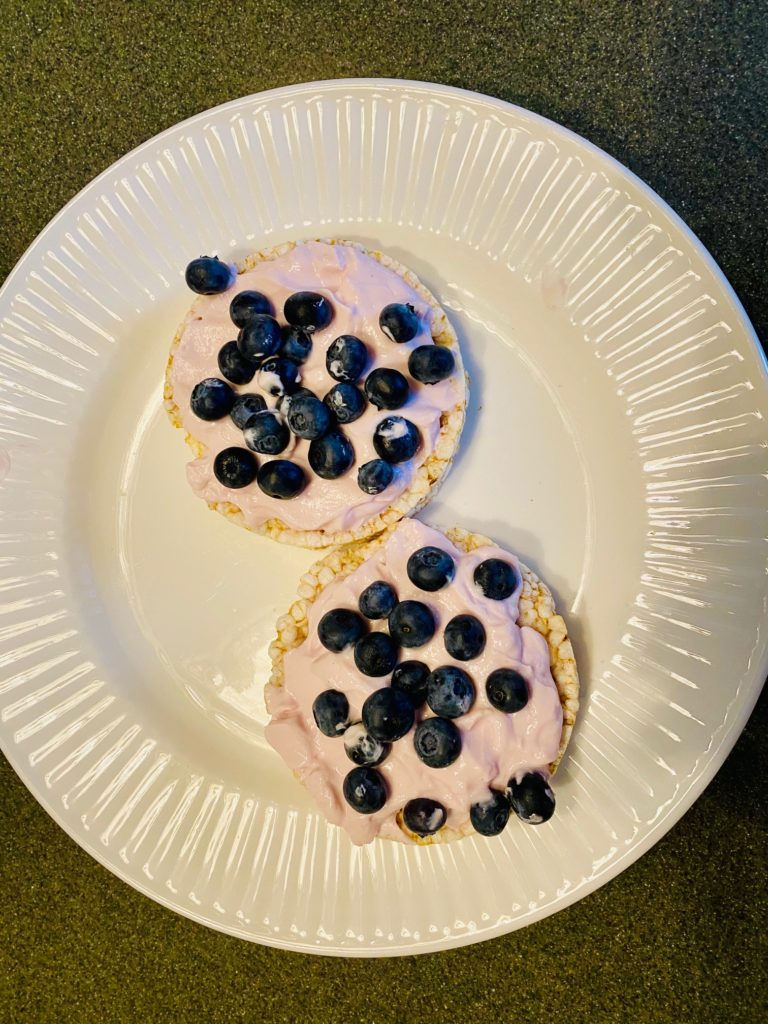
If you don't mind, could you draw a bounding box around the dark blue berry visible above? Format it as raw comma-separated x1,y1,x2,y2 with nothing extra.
185,256,236,294
470,790,511,836
243,410,290,455
257,459,306,499
473,558,519,601
286,393,332,440
343,722,390,767
444,614,486,661
379,302,420,343
323,383,367,424
362,687,415,742
407,546,455,592
229,289,273,328
486,668,528,713
279,325,313,364
277,386,314,414
326,335,368,383
507,772,556,824
391,661,430,707
365,368,410,410
373,416,421,463
257,356,300,398
388,600,436,648
190,377,235,420
308,430,354,479
359,581,398,619
236,314,282,363
312,689,350,737
343,766,387,814
285,291,333,332
357,459,394,494
413,717,461,768
318,608,367,652
230,392,267,429
217,340,257,385
403,798,447,837
354,633,399,677
213,446,258,488
408,344,456,384
426,666,475,718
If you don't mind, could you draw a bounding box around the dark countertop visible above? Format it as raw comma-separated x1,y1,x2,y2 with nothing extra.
1,2,766,1022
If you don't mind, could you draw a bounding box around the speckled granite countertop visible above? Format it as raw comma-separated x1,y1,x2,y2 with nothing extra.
1,2,766,1022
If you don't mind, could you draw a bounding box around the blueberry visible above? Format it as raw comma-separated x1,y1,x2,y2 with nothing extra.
357,459,394,494
279,325,313,364
379,302,420,343
473,558,519,601
342,766,387,814
213,446,258,488
243,410,290,455
354,633,399,677
343,722,390,767
507,772,556,824
326,335,368,383
470,790,511,836
323,383,367,424
230,392,267,429
365,368,410,410
402,798,447,837
318,608,367,652
277,386,315,414
407,546,455,592
257,357,300,398
286,393,332,440
362,687,415,742
391,660,430,707
486,668,528,713
185,256,236,294
444,614,486,661
413,717,461,768
285,291,333,332
216,340,257,385
388,600,436,648
359,581,398,620
373,416,421,463
236,314,282,363
190,377,235,420
229,289,273,328
408,344,456,384
426,666,475,718
308,430,354,479
312,689,350,737
257,459,306,499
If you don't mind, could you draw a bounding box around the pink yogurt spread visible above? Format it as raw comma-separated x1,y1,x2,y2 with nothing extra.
266,519,564,845
170,242,463,535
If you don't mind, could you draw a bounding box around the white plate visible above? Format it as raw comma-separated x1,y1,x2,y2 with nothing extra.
1,79,766,956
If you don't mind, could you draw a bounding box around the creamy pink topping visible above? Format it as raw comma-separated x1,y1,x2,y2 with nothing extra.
266,520,563,845
170,243,463,534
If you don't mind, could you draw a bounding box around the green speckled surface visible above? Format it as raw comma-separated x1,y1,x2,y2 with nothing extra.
1,1,766,1021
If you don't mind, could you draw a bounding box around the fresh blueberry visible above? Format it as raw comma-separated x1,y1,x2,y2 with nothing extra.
507,772,556,824
190,377,235,420
354,633,399,677
391,660,430,707
473,558,519,601
312,689,350,737
470,790,511,836
486,668,528,713
257,459,306,499
323,383,367,424
213,446,258,488
230,392,267,429
257,357,300,398
364,368,410,410
276,386,315,414
359,581,398,620
379,302,420,343
243,410,290,455
407,546,455,592
318,608,367,652
343,722,390,767
308,430,354,479
286,393,332,440
426,666,475,718
402,798,447,837
217,340,257,385
284,291,333,332
357,459,394,494
185,256,236,294
388,600,436,648
342,766,387,814
236,314,282,363
373,416,421,463
229,289,273,328
326,335,368,383
408,344,456,384
279,325,313,364
362,687,415,742
444,614,486,661
413,717,461,768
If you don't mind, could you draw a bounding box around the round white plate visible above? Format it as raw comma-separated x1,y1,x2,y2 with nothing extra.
1,80,766,956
